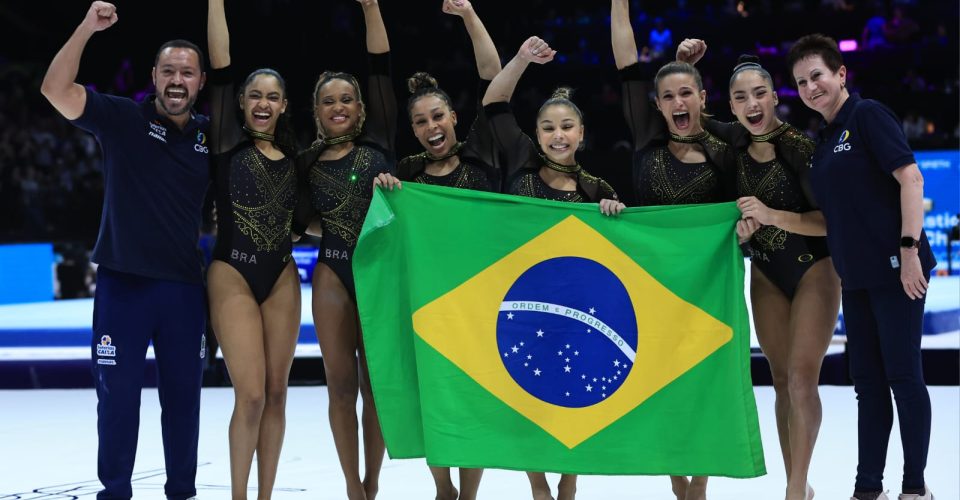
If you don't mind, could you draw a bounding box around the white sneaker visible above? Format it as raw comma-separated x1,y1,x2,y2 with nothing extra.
899,485,933,500
850,492,890,500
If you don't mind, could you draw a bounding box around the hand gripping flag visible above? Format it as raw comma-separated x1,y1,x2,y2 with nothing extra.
353,184,764,477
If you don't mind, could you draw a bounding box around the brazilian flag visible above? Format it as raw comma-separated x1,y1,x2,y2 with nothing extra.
354,183,764,477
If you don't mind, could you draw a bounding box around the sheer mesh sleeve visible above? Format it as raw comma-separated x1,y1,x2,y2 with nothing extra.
484,101,538,187
459,79,501,189
363,51,397,165
619,63,664,153
208,66,244,156
773,125,819,209
704,119,748,148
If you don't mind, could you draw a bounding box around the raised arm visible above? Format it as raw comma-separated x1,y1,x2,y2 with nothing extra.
482,38,555,186
40,2,118,120
358,0,396,158
443,0,501,80
359,0,389,54
207,0,229,70
206,0,242,155
482,36,554,105
611,0,638,70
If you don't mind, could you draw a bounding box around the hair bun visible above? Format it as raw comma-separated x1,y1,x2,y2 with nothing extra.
733,54,763,74
550,86,575,101
407,72,439,94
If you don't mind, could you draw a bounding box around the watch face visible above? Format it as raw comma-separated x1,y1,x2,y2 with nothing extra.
900,237,919,248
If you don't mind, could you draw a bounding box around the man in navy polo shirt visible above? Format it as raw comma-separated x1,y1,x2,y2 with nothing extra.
789,34,936,500
41,2,209,499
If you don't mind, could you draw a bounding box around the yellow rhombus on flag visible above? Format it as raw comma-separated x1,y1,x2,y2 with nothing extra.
413,215,732,449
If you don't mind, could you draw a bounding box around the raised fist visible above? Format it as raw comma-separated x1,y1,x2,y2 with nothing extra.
442,0,473,16
519,36,556,65
676,38,707,65
83,1,118,32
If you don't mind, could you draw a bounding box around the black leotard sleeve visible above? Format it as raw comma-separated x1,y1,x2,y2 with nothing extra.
483,100,539,188
362,51,397,164
619,62,665,153
458,79,501,189
208,66,244,156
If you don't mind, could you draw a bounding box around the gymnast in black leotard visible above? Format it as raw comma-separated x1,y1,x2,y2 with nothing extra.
679,44,841,500
484,41,618,208
609,3,741,498
482,36,621,500
205,0,303,496
300,134,391,299
396,2,502,498
293,1,396,498
209,67,298,303
730,122,830,298
399,74,499,192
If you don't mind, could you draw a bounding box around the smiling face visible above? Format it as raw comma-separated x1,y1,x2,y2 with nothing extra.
792,55,847,121
656,73,706,136
314,78,362,138
410,94,458,157
729,69,779,135
241,73,287,135
536,103,584,165
152,47,204,119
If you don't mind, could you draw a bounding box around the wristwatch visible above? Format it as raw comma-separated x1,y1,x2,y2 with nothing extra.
900,236,921,249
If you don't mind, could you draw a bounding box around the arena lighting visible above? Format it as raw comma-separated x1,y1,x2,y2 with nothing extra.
838,39,858,52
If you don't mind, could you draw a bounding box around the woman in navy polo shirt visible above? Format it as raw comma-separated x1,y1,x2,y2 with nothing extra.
788,34,936,500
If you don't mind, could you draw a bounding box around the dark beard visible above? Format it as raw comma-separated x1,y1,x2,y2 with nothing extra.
156,90,196,117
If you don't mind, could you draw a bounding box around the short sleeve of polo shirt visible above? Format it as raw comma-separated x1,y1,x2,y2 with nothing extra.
856,100,916,175
71,88,137,140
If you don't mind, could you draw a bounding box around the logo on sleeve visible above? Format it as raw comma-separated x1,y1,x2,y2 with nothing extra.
833,130,852,153
195,131,209,154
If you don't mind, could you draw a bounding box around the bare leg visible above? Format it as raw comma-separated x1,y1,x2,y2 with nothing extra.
255,263,301,499
670,476,689,500
685,476,708,500
313,264,365,500
526,472,553,500
556,474,576,500
751,265,795,478
357,323,386,499
457,468,483,500
430,466,457,500
784,259,839,500
208,261,267,500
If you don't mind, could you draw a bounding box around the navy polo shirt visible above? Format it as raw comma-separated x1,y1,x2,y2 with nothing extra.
71,89,210,284
809,94,935,289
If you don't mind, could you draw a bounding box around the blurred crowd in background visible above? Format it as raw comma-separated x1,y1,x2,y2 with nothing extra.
0,0,956,297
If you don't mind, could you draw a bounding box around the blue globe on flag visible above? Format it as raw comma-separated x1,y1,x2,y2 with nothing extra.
496,257,638,408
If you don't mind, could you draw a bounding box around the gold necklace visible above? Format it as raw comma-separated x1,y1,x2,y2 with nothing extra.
750,122,789,143
540,154,582,174
669,130,709,144
243,126,275,142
